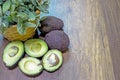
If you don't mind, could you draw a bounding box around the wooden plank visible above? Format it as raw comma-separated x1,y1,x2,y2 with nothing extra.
56,0,115,80
98,0,120,80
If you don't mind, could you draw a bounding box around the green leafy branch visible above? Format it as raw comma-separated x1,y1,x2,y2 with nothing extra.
0,0,50,35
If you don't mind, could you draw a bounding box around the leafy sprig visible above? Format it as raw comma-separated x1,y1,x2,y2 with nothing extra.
0,0,50,34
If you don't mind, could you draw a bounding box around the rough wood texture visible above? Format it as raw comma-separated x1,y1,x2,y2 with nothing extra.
0,0,120,80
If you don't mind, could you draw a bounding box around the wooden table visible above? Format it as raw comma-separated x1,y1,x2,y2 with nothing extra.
0,0,120,80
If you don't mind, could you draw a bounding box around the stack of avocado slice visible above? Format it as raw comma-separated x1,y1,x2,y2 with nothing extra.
3,39,63,76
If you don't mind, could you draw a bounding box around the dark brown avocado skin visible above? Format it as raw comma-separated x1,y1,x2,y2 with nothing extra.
40,16,64,34
45,30,69,52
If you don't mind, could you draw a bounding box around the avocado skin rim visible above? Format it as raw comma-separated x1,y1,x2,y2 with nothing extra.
2,41,24,69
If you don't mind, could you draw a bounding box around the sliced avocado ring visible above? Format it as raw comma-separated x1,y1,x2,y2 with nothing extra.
42,49,63,72
3,41,24,67
18,57,43,76
24,39,48,58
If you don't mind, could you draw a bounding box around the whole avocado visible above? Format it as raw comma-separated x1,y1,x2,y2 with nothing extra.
45,30,69,52
40,16,64,34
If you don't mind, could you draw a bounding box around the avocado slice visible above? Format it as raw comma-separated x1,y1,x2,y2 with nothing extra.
18,57,43,76
3,41,24,67
24,39,48,58
42,49,63,72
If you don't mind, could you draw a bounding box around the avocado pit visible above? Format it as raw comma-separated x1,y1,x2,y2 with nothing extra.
24,61,37,71
42,49,63,72
47,53,59,66
8,46,19,57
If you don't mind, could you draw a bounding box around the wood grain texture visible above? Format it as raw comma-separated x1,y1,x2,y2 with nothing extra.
0,0,119,80
98,0,120,80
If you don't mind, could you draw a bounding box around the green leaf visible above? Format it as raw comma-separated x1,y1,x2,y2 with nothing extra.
17,6,27,12
10,12,17,22
2,0,11,13
36,19,40,27
42,0,50,9
28,12,35,20
28,4,35,11
34,19,40,30
7,15,13,22
23,22,36,28
17,18,26,35
0,6,2,16
20,2,24,5
30,0,37,6
36,0,49,13
22,0,26,2
11,0,17,4
14,0,20,6
0,27,7,34
17,12,28,20
2,19,9,28
43,0,50,4
10,4,16,12
18,0,23,3
0,0,3,5
0,17,2,28
35,0,40,5
37,5,48,13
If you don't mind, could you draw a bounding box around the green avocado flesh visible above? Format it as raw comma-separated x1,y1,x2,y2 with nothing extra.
3,41,24,67
42,49,63,72
24,39,48,57
19,57,43,76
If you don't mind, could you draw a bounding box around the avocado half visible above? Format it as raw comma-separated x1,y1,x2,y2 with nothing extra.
3,41,24,67
19,57,43,76
24,39,48,57
42,49,63,72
